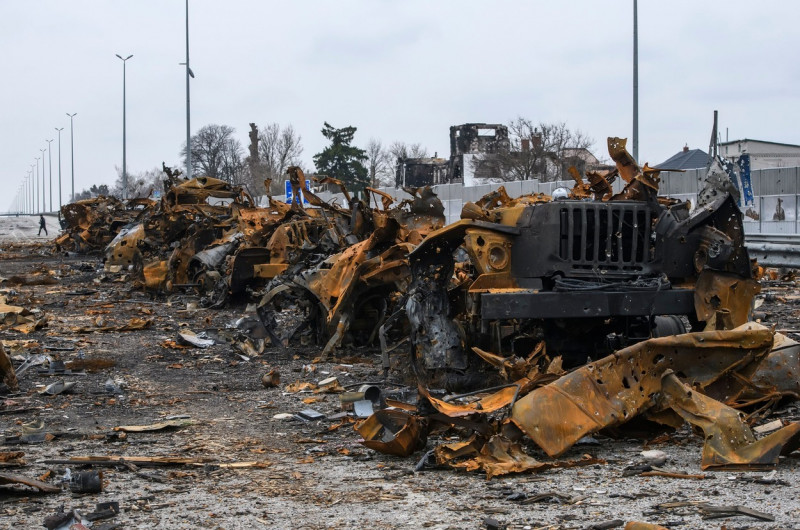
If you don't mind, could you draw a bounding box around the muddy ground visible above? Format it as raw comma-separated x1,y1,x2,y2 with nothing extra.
2,225,800,529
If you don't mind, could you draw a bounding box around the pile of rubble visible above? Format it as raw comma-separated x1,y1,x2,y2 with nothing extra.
7,136,796,527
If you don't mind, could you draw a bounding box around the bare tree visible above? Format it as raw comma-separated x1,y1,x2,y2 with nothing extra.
108,165,174,199
365,138,393,187
181,124,245,184
111,165,164,199
388,141,429,161
498,118,594,182
219,145,246,186
258,123,303,195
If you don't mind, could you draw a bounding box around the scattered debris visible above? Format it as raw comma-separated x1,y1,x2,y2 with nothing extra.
42,456,270,468
0,471,61,493
0,451,26,467
68,469,103,493
261,368,280,388
113,418,195,433
0,342,19,391
356,409,425,457
177,330,215,348
640,449,667,467
40,380,78,395
5,132,796,526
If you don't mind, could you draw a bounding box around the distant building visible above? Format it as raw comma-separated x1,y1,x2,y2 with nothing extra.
395,157,450,187
720,139,800,169
394,122,609,187
396,123,510,187
449,123,509,184
655,145,709,170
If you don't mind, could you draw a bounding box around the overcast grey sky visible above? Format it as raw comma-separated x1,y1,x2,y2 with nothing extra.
2,1,799,210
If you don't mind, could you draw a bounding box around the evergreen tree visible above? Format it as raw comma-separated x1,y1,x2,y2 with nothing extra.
313,122,368,193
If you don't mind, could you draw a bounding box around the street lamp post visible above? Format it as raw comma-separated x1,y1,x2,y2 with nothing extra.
67,113,77,202
632,0,639,162
29,166,35,214
46,139,54,212
185,0,193,180
39,148,46,213
55,127,64,211
116,54,133,199
36,157,42,213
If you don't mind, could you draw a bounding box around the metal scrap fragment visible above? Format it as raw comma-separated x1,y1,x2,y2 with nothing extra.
510,326,774,457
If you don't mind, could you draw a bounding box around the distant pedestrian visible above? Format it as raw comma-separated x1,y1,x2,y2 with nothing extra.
38,215,48,236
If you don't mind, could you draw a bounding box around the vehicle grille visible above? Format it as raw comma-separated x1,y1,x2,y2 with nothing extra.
559,204,653,272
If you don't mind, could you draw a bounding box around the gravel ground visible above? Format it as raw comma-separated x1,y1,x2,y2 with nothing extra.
2,218,800,529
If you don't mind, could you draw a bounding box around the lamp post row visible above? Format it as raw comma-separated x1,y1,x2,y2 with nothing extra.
19,115,76,215
17,1,193,214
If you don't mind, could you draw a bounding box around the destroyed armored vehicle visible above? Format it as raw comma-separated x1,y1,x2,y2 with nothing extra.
257,178,447,356
56,196,155,253
405,138,758,389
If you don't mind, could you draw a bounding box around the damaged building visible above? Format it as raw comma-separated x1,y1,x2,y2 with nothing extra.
395,122,612,187
448,123,510,184
396,123,510,187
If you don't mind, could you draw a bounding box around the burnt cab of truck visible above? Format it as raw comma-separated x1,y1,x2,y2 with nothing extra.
406,184,757,384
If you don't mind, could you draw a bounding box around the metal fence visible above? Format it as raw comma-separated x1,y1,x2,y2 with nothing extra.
659,167,800,235
371,166,800,233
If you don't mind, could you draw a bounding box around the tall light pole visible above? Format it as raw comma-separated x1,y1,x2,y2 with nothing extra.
185,0,193,180
67,113,77,202
55,127,64,211
39,148,47,212
30,169,35,213
35,157,41,213
46,139,54,212
632,0,639,162
116,54,133,199
29,166,35,214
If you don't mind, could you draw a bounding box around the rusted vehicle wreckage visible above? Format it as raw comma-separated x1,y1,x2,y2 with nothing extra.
55,138,800,474
354,138,800,474
404,137,758,388
55,196,155,253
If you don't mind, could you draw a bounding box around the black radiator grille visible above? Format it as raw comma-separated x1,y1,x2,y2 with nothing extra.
559,204,653,271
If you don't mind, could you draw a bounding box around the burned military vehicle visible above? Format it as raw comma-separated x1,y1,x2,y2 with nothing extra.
403,138,758,389
257,180,447,357
56,196,156,253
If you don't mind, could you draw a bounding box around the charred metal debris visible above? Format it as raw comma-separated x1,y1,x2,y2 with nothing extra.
53,138,800,478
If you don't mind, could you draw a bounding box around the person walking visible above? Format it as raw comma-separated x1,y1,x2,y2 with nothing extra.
38,215,48,236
